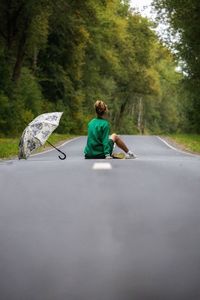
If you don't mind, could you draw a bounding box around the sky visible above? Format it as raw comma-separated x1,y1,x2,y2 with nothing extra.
130,0,167,40
130,0,153,18
129,1,178,59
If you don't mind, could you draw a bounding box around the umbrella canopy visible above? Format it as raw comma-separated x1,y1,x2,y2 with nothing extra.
19,112,64,159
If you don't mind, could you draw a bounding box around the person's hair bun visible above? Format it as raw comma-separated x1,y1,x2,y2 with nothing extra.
94,100,108,116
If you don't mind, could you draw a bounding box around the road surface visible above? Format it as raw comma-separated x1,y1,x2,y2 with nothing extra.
0,135,200,300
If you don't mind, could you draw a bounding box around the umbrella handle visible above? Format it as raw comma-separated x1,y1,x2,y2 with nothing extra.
47,141,66,160
58,152,67,160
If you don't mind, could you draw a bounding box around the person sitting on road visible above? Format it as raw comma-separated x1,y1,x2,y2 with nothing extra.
84,100,136,159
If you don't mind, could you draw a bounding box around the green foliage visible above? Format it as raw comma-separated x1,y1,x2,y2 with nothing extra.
0,0,192,138
152,0,200,132
0,92,10,134
8,67,44,135
16,67,43,114
0,0,53,82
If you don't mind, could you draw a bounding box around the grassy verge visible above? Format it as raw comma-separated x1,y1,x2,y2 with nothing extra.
165,134,200,154
0,134,76,159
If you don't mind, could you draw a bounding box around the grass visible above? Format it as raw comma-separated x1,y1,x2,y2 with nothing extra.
166,134,200,154
0,133,76,159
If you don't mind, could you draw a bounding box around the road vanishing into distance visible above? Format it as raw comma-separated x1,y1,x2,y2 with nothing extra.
1,135,200,300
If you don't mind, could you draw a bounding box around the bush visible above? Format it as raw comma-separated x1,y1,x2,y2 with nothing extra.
9,67,45,135
0,92,11,136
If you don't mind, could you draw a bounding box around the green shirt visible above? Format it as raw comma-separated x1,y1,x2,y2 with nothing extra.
84,117,111,158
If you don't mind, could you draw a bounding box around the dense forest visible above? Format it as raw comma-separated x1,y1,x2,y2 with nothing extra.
0,0,198,136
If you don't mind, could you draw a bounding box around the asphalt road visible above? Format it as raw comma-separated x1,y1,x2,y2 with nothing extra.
0,135,200,300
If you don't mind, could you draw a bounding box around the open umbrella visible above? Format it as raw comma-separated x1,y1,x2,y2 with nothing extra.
18,112,66,160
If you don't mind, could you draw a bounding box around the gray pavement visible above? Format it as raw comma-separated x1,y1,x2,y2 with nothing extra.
0,135,200,300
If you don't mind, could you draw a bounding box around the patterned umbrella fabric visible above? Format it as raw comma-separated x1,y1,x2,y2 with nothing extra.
19,112,63,159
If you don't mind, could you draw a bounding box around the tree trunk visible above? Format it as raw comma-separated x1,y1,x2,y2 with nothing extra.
114,101,127,130
32,47,38,73
12,42,26,82
137,97,144,134
12,20,28,83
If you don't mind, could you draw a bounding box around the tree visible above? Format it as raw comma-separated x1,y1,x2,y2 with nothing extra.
0,0,186,136
152,0,200,132
0,0,51,83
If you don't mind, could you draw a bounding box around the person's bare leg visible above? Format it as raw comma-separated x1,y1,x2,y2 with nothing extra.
110,133,129,153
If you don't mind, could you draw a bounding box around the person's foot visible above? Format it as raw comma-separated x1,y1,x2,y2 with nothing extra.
125,151,136,159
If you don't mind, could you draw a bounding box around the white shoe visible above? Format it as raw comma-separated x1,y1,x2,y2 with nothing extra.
105,155,113,159
125,151,136,159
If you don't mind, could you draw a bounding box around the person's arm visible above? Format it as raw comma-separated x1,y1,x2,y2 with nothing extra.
101,122,111,157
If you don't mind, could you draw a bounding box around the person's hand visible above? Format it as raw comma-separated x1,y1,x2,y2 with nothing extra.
105,155,113,159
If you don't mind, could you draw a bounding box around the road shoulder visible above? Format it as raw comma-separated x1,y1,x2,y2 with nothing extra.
160,136,200,156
